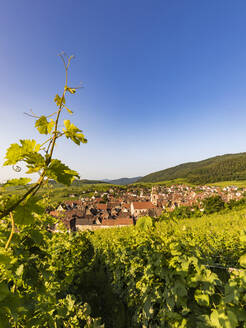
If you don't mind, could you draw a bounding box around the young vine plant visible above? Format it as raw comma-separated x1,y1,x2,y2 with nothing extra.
0,54,104,327
1,53,87,246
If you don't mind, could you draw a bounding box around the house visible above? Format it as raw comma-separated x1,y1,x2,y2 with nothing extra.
130,201,155,217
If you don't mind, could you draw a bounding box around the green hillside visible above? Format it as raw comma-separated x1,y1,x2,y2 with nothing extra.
139,152,246,184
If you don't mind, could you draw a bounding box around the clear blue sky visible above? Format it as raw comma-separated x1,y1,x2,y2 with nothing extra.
1,0,246,181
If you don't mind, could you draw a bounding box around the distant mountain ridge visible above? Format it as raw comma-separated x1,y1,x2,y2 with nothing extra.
102,177,142,185
139,153,246,185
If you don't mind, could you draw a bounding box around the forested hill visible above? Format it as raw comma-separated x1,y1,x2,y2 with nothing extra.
139,153,246,184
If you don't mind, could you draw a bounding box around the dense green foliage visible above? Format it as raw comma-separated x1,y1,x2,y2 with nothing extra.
139,152,246,184
0,210,103,327
88,210,246,327
202,196,225,214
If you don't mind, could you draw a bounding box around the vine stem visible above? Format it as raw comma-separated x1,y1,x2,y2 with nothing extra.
45,61,69,165
5,212,15,249
0,55,71,221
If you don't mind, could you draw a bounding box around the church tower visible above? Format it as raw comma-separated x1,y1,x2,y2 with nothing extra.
151,186,158,205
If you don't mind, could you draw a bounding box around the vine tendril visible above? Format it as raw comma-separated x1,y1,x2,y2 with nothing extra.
12,165,21,172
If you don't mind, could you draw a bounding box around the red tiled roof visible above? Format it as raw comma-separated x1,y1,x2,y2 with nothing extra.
96,203,107,210
118,211,130,218
132,202,155,209
101,218,132,226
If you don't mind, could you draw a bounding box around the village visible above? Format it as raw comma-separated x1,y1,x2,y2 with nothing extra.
49,184,246,231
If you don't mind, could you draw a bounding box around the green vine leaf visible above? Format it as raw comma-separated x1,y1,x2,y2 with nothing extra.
35,116,55,135
210,309,238,328
14,197,44,225
3,143,21,166
25,153,46,174
194,290,210,307
4,140,40,166
62,120,87,145
46,159,79,186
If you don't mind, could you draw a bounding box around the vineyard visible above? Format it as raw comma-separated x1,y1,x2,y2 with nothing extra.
88,210,246,327
1,206,246,327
